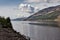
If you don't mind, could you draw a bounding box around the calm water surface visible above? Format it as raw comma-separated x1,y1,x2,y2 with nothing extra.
11,21,60,40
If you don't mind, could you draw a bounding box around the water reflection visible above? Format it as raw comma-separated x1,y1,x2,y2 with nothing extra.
11,21,60,40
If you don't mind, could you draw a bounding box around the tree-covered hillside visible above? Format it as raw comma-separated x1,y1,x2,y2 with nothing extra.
34,11,60,20
24,5,60,21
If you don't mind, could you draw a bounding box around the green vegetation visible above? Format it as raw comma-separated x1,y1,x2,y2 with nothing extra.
0,17,12,28
0,16,29,40
34,11,60,20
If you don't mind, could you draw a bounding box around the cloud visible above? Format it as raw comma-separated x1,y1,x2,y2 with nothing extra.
49,0,60,3
24,0,60,3
18,3,36,13
16,3,39,17
24,0,41,3
24,0,47,3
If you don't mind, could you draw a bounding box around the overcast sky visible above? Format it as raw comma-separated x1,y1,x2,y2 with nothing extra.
0,0,24,19
0,0,60,19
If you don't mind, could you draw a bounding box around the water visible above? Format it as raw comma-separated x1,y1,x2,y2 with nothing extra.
11,21,60,40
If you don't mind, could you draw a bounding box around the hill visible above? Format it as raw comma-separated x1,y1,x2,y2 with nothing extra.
0,17,29,40
24,5,60,21
11,17,27,21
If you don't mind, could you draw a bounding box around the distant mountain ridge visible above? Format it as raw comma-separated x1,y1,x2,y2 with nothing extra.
11,17,26,21
24,5,60,21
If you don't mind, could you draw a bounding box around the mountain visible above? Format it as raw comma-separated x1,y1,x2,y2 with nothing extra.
24,5,60,21
11,17,27,21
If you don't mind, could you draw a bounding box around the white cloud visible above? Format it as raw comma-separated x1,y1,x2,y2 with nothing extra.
24,0,41,3
16,13,31,18
49,0,60,3
15,3,40,18
18,3,35,13
24,0,60,3
16,3,35,17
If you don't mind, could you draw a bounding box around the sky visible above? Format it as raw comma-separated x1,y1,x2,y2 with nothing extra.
0,0,23,6
0,0,60,19
0,0,24,19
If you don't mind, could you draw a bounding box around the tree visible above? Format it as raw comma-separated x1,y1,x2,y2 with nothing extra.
6,17,12,28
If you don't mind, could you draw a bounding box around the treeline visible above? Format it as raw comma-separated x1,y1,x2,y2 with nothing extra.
0,16,12,28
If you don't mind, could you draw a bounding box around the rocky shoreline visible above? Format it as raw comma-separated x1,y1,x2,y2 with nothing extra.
0,28,28,40
0,17,29,40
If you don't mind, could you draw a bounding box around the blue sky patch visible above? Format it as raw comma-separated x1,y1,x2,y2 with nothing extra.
0,0,24,6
